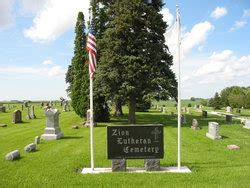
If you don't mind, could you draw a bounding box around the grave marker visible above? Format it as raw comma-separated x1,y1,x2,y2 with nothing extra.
41,108,64,140
206,122,222,140
12,110,22,123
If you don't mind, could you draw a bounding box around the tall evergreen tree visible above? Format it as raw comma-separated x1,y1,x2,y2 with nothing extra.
66,11,110,122
96,0,177,123
66,12,89,118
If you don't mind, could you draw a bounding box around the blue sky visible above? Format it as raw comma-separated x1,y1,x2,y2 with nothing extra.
0,0,250,101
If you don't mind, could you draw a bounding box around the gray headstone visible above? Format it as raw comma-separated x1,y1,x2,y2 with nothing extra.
5,150,20,161
206,122,221,140
30,106,36,119
243,119,250,129
12,110,22,123
26,107,31,119
144,159,160,171
181,114,187,124
41,108,64,140
34,136,41,144
85,109,96,127
191,119,200,130
112,159,126,172
24,143,36,152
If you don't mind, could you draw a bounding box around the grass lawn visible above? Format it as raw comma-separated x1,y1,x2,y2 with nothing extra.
0,103,250,187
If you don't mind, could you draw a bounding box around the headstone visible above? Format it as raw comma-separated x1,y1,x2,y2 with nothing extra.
24,143,36,152
181,114,186,124
5,150,20,161
206,122,221,140
30,106,36,119
63,103,68,112
21,105,24,111
72,125,79,129
191,119,200,130
34,136,41,144
243,119,250,129
12,110,22,123
85,109,96,127
0,124,7,127
24,102,29,107
41,108,64,140
225,115,232,123
0,106,6,113
162,107,166,113
112,159,126,172
226,106,232,113
202,110,208,118
26,107,31,119
144,159,160,171
186,107,190,114
227,144,240,150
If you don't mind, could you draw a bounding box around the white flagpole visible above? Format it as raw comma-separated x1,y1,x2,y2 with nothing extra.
90,76,94,171
176,5,181,170
89,2,94,172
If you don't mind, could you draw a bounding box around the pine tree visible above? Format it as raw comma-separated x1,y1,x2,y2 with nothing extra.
96,0,177,123
66,12,89,118
66,11,110,122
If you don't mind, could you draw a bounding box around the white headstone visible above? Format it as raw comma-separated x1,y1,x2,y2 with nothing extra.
206,122,221,139
226,106,232,113
243,119,250,129
41,108,64,140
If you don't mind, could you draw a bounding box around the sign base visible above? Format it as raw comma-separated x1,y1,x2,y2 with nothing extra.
81,166,191,174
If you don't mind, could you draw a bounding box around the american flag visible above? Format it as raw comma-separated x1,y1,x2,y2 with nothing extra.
86,31,97,79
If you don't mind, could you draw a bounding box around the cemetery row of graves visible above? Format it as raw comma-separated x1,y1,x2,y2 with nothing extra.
0,101,250,187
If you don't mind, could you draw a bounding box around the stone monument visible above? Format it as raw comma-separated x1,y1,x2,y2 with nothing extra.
41,108,64,140
0,105,6,113
225,115,232,123
30,106,36,119
206,122,222,140
26,107,31,119
12,110,22,123
202,110,208,118
181,114,187,124
226,106,232,113
85,109,96,127
191,119,200,130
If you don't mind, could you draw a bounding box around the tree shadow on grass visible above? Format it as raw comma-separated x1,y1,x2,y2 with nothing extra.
62,136,83,140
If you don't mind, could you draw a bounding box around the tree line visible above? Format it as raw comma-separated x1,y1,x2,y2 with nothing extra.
209,86,250,109
65,0,177,123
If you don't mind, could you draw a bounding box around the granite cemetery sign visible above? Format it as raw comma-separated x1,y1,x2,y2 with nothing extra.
107,125,164,159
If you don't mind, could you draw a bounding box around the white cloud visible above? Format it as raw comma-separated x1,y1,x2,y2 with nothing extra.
210,50,234,61
23,0,90,42
42,59,53,65
230,20,247,31
161,8,174,26
210,7,227,19
243,9,250,18
165,21,214,59
0,65,66,77
181,21,214,58
193,50,250,83
0,0,14,28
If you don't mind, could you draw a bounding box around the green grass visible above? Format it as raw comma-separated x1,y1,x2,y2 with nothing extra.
0,103,250,187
